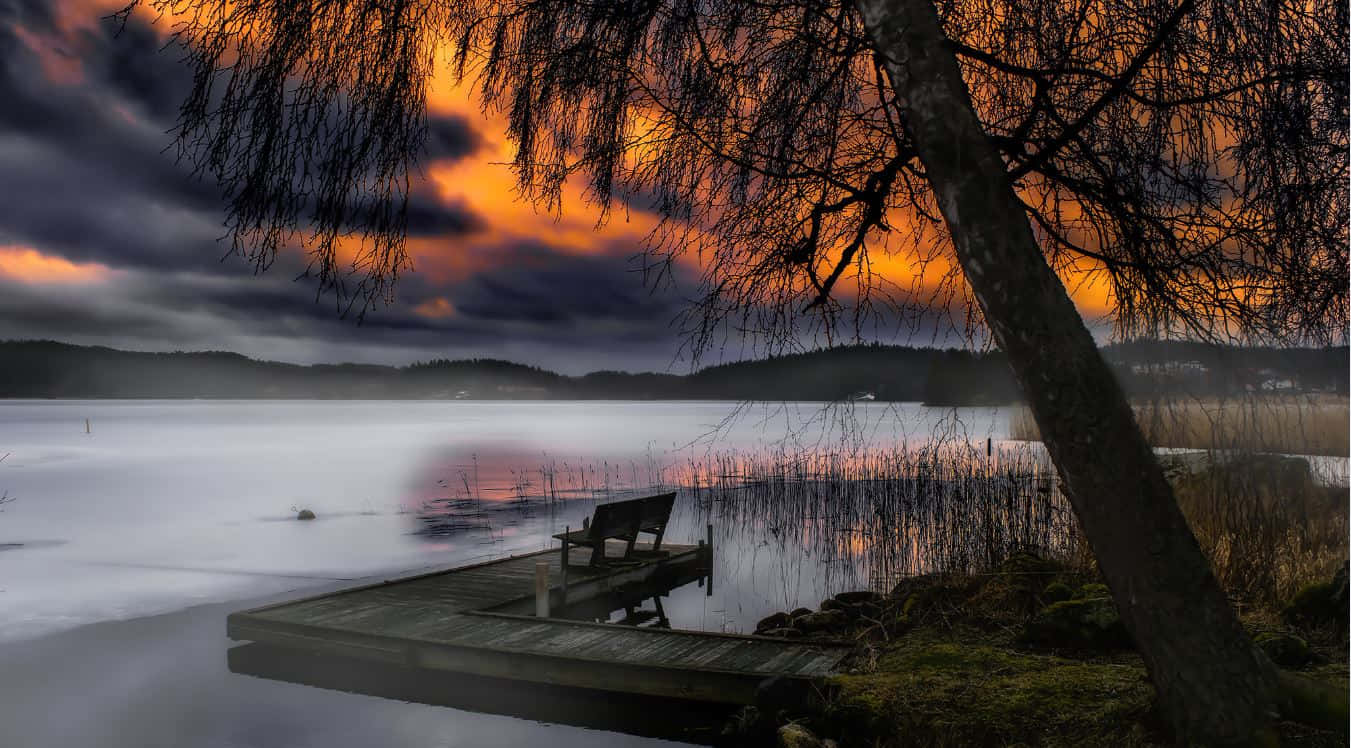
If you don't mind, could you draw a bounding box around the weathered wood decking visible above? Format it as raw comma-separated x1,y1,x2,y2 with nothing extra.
227,542,851,704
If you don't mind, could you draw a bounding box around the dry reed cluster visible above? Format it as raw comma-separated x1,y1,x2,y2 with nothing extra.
1167,453,1348,606
1009,395,1350,457
679,443,1089,593
454,435,1345,610
679,443,1345,608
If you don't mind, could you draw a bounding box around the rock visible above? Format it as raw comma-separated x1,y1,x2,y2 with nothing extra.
1023,597,1131,650
757,612,792,632
296,509,316,520
889,574,947,613
1077,583,1109,599
777,723,823,748
834,590,882,605
760,627,804,639
846,600,882,620
722,705,763,737
1283,563,1350,629
795,609,848,633
1331,561,1348,613
1042,582,1074,604
896,577,973,621
1255,632,1312,668
889,573,942,602
997,550,1065,577
820,598,847,613
790,607,813,619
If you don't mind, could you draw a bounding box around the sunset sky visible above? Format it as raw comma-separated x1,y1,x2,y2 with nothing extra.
0,0,1114,373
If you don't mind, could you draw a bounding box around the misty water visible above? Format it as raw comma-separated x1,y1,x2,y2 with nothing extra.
0,398,1010,748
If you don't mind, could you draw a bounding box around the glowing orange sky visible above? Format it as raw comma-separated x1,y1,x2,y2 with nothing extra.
0,246,112,284
12,0,1115,331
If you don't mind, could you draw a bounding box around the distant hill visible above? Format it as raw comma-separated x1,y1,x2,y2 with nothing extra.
0,339,1342,402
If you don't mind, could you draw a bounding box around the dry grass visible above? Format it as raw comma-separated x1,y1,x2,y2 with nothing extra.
494,431,1346,612
1009,395,1349,457
1168,453,1348,606
680,442,1345,610
680,443,1090,592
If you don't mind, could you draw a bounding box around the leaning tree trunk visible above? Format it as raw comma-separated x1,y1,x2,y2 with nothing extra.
854,0,1281,743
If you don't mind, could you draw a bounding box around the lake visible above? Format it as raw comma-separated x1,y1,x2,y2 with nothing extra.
0,399,1009,748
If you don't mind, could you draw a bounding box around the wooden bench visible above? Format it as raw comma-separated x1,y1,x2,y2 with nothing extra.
553,492,677,566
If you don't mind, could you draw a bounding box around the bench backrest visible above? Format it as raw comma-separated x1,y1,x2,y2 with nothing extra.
637,492,676,531
586,498,644,541
585,492,676,541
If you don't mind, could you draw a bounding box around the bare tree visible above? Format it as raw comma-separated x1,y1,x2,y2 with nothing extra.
120,0,1346,742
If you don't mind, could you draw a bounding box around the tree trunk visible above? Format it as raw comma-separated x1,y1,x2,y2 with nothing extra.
854,0,1281,743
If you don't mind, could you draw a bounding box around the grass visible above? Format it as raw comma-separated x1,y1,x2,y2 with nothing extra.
678,441,1344,610
826,630,1160,747
679,443,1090,591
1169,453,1348,606
487,433,1344,611
808,580,1349,748
1009,395,1350,457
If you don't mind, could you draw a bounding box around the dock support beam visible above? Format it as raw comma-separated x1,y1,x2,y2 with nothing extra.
705,524,714,597
535,562,550,618
561,525,569,605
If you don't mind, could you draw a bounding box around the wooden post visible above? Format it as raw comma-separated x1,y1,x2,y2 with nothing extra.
561,525,570,604
535,562,550,618
697,540,705,587
706,523,714,597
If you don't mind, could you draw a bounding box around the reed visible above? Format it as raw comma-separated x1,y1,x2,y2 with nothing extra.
679,442,1090,593
1168,453,1348,606
420,436,1344,609
1009,394,1350,457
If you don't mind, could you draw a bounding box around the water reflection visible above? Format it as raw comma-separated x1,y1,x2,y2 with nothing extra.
405,440,1081,634
228,644,732,745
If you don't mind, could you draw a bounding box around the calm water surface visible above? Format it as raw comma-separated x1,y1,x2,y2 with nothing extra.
0,399,1008,747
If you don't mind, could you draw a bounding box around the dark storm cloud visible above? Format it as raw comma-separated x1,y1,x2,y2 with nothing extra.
0,0,695,372
0,9,486,270
454,242,683,326
423,114,481,162
404,187,485,237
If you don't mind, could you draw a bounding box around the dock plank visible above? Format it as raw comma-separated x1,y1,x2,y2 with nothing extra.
229,544,852,704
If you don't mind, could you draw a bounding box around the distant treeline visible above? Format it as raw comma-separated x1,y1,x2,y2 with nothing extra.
0,340,1344,404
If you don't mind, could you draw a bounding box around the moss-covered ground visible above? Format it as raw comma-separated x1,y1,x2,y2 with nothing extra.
826,627,1160,747
734,554,1349,747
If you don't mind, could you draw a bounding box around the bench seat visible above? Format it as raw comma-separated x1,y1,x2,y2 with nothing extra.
554,492,676,566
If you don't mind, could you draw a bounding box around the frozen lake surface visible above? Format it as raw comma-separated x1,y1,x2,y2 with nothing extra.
1,398,1341,748
0,399,1009,643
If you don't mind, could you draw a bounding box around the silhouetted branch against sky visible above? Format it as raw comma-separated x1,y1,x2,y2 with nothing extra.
120,0,1348,357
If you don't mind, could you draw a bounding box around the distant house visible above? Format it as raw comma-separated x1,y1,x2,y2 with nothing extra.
1129,360,1208,375
1258,373,1295,391
495,384,549,396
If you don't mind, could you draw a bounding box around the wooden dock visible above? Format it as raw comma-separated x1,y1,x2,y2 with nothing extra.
227,542,852,704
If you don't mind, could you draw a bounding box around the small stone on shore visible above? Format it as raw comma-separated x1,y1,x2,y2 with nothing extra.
834,590,882,605
756,612,792,632
776,723,823,748
795,609,848,633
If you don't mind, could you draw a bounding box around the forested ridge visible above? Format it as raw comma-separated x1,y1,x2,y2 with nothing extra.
1,340,1343,402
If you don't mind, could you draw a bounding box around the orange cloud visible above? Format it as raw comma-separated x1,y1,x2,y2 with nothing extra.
0,246,112,284
423,58,662,264
414,296,457,320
